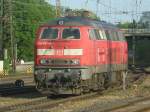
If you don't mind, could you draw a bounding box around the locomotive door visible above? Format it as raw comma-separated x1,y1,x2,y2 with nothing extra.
105,30,112,73
89,29,98,66
95,29,107,72
105,30,118,84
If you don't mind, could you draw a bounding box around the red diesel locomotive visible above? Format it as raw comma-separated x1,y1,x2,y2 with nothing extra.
34,16,128,95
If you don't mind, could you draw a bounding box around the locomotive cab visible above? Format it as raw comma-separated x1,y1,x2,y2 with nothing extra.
34,24,95,94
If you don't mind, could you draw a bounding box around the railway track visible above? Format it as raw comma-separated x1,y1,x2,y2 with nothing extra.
0,75,35,96
0,75,34,90
0,75,33,82
0,86,36,96
0,92,100,112
3,87,149,112
98,96,150,112
135,106,150,112
0,70,149,112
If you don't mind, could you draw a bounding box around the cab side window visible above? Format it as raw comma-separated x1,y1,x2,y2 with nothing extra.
111,31,118,41
62,28,80,39
98,30,107,40
89,29,97,40
115,32,119,41
105,30,111,40
95,29,101,40
118,31,126,41
89,29,106,40
41,28,58,39
104,30,121,41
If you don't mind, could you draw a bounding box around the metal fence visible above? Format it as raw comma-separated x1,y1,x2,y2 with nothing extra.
121,29,150,34
0,62,34,78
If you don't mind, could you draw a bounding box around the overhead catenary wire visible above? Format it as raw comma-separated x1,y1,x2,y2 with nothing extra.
97,0,123,13
98,0,145,23
96,0,100,15
12,0,144,19
3,0,147,25
85,0,131,23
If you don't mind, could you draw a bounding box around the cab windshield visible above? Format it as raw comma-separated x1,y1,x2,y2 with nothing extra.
62,28,80,39
41,28,58,39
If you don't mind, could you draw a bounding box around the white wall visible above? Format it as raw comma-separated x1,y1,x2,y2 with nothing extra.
0,61,3,72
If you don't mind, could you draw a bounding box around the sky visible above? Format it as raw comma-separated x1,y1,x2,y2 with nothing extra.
48,0,150,24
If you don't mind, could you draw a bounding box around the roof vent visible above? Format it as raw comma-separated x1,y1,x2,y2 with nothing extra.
82,10,90,18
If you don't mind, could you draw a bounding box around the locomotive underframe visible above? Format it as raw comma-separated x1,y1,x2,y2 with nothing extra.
34,64,127,95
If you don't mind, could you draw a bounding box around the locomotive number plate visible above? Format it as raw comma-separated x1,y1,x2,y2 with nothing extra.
55,49,64,55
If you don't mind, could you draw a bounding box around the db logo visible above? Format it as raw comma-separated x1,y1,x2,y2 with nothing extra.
55,49,64,55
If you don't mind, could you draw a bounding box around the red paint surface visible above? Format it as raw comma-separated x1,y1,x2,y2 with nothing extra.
35,26,128,67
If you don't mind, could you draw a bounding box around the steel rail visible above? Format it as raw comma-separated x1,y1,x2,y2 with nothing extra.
98,96,150,112
2,92,99,112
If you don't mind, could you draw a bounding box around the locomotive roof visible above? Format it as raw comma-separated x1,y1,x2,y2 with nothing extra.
45,16,118,30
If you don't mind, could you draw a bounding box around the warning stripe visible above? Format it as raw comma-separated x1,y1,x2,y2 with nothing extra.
37,49,83,56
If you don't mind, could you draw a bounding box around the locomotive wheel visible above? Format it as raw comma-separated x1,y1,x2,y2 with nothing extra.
73,86,83,95
91,74,105,91
82,86,90,93
35,82,42,89
81,80,90,93
15,79,24,87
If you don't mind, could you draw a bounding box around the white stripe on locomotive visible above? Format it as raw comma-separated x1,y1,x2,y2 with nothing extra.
37,49,83,56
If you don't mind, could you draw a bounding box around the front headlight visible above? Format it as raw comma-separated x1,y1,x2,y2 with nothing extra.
40,59,52,65
40,59,46,64
70,59,80,65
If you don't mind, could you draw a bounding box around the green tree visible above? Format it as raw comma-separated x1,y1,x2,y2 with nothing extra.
117,20,139,29
12,0,56,61
117,22,132,29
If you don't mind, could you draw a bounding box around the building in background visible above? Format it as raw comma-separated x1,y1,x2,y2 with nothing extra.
140,11,150,28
